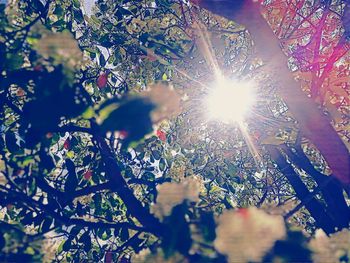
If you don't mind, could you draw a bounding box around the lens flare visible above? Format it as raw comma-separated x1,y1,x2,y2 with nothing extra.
205,77,256,124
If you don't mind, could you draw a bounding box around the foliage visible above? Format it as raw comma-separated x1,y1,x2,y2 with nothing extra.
0,0,349,262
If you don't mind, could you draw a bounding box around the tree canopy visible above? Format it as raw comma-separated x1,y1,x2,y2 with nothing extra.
0,0,349,262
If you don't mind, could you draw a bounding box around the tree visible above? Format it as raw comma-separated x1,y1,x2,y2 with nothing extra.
0,0,349,262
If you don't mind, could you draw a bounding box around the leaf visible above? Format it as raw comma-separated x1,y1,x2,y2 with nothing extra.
69,225,82,238
66,150,75,159
65,159,78,193
79,231,92,252
62,238,72,252
120,227,129,242
226,163,237,176
72,0,80,8
21,212,34,225
97,73,108,89
32,0,45,11
74,9,84,24
329,84,349,99
57,240,65,254
40,217,53,233
98,103,119,122
161,204,192,258
5,53,24,70
5,132,19,153
152,150,161,160
99,54,106,67
82,107,95,119
24,247,35,255
0,233,5,250
143,171,155,180
100,97,155,145
159,158,166,171
200,211,216,242
39,151,55,171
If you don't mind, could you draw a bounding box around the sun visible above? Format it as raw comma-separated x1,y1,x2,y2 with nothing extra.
205,77,256,124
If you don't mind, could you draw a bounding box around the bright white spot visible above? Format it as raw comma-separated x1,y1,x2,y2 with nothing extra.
83,0,96,16
205,77,256,124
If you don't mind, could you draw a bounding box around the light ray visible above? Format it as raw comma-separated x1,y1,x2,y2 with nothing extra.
238,122,262,167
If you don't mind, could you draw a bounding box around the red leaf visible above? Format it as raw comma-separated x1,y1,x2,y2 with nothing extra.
83,170,92,180
97,73,108,89
156,130,166,142
33,65,44,71
16,88,25,97
119,130,129,139
63,139,70,150
105,251,113,263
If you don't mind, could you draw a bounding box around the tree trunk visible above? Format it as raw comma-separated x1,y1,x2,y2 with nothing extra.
267,146,338,234
191,0,350,186
282,145,350,229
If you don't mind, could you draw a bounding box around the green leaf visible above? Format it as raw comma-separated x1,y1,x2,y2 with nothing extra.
21,212,34,225
79,231,92,252
62,238,72,252
74,9,84,24
40,217,53,233
69,225,82,238
57,240,65,254
65,159,78,193
159,158,166,171
98,103,119,122
199,211,216,242
231,175,242,184
120,227,129,242
66,150,75,159
99,54,106,67
0,233,5,250
162,204,192,258
24,246,35,255
5,132,19,153
226,163,237,176
82,107,95,119
39,151,55,171
32,0,45,11
72,0,80,8
5,53,24,70
143,171,155,181
53,5,64,16
152,150,161,160
101,97,155,146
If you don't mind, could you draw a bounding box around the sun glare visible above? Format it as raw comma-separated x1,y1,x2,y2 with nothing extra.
205,77,256,124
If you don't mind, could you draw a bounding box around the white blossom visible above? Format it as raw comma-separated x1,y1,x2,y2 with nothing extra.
214,207,286,262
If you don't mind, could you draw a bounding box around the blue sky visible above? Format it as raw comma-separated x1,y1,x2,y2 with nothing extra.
83,0,96,16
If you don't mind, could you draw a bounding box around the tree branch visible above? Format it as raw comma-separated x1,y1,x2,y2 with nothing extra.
266,145,337,234
92,125,163,236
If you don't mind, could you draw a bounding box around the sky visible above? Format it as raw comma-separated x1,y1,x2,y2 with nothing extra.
83,0,96,16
